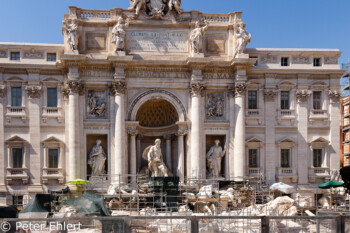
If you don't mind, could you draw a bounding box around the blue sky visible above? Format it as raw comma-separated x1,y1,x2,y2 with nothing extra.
0,0,349,65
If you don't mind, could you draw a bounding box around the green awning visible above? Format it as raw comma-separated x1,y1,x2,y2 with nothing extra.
318,180,344,189
68,179,90,185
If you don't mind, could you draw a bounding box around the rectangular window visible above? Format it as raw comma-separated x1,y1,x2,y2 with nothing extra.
281,149,291,168
10,52,20,61
313,58,321,67
11,87,22,107
248,91,258,109
47,88,58,107
12,148,23,168
47,53,57,62
248,149,258,168
12,195,23,208
281,57,289,66
48,149,59,168
281,91,290,110
313,149,323,168
313,91,322,110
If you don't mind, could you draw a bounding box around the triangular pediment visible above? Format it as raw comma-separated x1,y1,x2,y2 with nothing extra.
277,137,296,144
5,136,28,143
41,136,63,144
310,137,330,144
246,136,264,143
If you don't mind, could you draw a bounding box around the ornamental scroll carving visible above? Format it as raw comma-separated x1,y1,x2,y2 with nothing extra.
206,93,225,119
177,129,188,136
0,85,6,98
328,90,342,103
296,89,312,103
263,89,278,102
235,82,247,96
110,80,126,96
23,49,44,59
129,0,183,19
189,81,206,97
25,86,42,99
127,127,138,136
63,80,84,97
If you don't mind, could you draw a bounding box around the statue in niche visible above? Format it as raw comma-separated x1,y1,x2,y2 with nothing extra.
234,22,251,58
87,90,107,117
143,139,170,177
88,139,107,176
168,0,182,14
207,94,225,118
129,0,144,16
112,17,130,52
206,140,226,177
66,19,79,52
190,21,208,56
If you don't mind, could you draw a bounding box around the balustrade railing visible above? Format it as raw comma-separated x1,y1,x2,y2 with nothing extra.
246,109,261,117
309,167,329,176
6,168,28,176
6,106,25,115
277,167,297,176
79,10,111,20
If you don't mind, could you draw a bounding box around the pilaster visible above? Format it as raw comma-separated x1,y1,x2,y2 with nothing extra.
329,90,341,172
0,85,5,187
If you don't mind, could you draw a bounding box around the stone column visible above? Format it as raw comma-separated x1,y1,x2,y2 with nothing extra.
164,134,172,171
64,79,83,181
228,85,235,179
189,81,206,179
136,135,142,174
328,90,341,171
296,88,312,184
0,85,5,187
25,82,42,185
43,146,47,169
177,129,188,183
111,80,126,184
234,82,247,181
128,127,138,184
263,87,278,183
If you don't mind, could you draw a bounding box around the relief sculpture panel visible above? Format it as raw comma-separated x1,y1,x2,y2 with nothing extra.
87,89,108,118
206,93,225,120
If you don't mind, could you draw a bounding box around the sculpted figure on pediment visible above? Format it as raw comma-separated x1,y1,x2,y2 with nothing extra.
234,22,251,58
168,0,182,14
129,0,145,16
112,17,130,52
190,21,208,56
66,19,79,52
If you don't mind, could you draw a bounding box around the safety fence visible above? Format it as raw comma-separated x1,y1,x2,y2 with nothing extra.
1,215,349,233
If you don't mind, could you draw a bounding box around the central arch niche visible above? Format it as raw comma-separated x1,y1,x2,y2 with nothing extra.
136,99,179,127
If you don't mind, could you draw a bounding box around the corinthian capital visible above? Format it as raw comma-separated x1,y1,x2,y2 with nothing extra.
263,88,278,102
110,80,126,96
189,81,206,97
0,85,6,98
235,82,247,96
177,129,188,136
63,80,84,97
25,85,42,99
328,90,342,103
296,89,312,103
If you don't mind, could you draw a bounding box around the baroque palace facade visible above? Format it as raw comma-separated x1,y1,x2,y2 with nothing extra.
0,1,345,205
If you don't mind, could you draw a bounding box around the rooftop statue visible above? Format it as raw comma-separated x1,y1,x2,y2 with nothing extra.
129,0,182,19
190,21,208,56
234,22,251,58
143,139,170,177
65,19,79,52
112,17,130,52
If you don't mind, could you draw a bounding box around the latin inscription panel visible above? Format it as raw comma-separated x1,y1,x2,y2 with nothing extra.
126,31,188,53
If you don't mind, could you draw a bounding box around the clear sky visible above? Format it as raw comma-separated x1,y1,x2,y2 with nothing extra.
0,0,349,65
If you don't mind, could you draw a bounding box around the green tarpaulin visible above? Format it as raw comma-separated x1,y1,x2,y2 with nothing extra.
20,194,53,213
65,192,110,216
318,180,344,189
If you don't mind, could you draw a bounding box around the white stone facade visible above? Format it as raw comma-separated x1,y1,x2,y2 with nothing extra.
0,4,344,205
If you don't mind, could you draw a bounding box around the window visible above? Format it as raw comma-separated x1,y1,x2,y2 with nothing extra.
48,149,59,168
10,52,20,61
281,149,291,168
12,148,23,168
313,149,323,167
47,53,57,62
248,91,258,109
248,149,258,168
281,57,289,66
313,58,321,67
47,88,58,107
313,91,322,110
12,195,23,208
281,91,290,110
11,87,22,107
